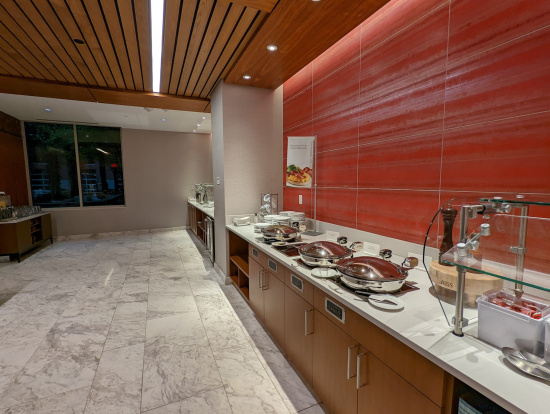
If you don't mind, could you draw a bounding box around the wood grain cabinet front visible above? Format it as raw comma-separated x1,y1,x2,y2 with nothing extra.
284,285,314,384
248,255,285,348
356,347,442,414
248,257,265,321
313,309,359,414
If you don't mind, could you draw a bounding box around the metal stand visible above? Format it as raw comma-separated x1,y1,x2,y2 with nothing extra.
302,135,323,236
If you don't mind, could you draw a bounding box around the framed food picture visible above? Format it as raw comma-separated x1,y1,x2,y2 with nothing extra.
286,136,315,188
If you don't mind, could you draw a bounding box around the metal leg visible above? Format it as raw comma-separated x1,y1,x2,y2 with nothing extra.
513,205,529,298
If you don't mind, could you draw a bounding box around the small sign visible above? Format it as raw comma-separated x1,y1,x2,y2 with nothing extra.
291,274,304,292
325,297,345,323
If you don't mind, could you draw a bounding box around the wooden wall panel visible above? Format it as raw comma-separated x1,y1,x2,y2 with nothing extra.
0,111,28,206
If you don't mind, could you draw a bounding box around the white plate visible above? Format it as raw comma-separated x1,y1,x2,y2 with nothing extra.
272,241,288,247
311,268,339,278
368,294,404,310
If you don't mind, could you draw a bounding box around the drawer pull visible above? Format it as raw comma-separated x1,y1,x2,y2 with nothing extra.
304,309,313,336
347,345,358,380
258,269,263,289
357,353,367,389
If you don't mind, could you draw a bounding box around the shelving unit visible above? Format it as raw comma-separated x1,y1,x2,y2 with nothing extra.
227,230,250,299
0,213,52,262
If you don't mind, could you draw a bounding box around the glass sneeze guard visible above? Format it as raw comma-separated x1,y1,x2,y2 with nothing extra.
435,195,550,340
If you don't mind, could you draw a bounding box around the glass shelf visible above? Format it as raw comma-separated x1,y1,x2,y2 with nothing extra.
479,194,550,206
440,214,550,293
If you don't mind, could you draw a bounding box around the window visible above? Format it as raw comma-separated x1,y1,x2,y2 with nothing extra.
25,122,124,208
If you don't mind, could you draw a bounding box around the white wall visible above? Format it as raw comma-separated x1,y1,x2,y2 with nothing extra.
211,82,283,275
50,128,213,236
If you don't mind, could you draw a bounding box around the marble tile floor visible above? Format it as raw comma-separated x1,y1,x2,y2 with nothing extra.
0,229,324,414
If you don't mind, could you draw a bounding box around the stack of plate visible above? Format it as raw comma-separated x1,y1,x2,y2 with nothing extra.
254,223,272,233
273,216,291,225
262,215,277,223
279,211,295,216
289,211,306,228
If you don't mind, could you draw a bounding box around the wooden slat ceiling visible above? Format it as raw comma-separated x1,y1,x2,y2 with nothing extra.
0,0,389,113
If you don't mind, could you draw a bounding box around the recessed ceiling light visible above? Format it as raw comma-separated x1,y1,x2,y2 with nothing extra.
267,45,277,52
197,124,200,127
202,116,206,120
45,108,51,112
151,0,165,93
161,118,166,122
243,75,252,80
193,129,196,133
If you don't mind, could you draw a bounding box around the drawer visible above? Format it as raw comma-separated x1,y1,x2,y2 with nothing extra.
285,267,314,305
248,244,285,281
347,306,447,407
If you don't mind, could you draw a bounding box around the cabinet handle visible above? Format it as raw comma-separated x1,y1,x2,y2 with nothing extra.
347,345,358,380
261,270,267,290
258,269,262,289
304,309,313,336
356,353,367,389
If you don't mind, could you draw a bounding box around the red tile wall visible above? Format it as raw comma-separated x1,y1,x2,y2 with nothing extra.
283,0,550,251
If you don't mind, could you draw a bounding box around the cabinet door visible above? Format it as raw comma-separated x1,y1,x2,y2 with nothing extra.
263,271,285,348
284,286,314,384
248,257,265,321
313,310,358,414
41,214,52,241
357,348,441,414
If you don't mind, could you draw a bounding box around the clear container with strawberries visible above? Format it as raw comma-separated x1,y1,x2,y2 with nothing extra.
477,288,550,356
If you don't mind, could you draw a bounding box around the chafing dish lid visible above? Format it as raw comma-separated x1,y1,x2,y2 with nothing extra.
261,225,297,237
336,257,406,281
297,241,351,259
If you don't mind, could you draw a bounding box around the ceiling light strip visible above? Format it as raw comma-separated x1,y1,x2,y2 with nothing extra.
151,0,165,93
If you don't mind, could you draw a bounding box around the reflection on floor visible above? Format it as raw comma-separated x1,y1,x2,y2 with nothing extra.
0,229,324,413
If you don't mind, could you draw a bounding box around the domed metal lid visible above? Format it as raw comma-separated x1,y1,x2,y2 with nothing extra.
336,257,406,282
297,241,352,259
261,225,297,238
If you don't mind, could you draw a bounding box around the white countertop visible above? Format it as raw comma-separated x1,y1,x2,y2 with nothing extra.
227,223,549,414
188,200,214,218
0,212,49,225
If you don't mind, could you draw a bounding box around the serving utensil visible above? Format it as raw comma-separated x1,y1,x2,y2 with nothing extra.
502,347,550,381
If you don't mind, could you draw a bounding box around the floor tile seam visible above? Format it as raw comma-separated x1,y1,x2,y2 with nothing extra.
84,343,146,414
0,385,93,413
227,343,293,414
0,301,74,408
139,256,153,412
138,385,228,414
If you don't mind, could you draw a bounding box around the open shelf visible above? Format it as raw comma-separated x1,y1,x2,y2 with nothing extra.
230,255,249,276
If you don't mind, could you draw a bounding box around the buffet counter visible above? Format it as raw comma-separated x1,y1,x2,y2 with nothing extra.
226,223,549,414
188,200,214,218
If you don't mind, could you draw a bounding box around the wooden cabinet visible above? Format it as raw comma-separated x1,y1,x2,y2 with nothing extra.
225,231,458,414
0,213,52,262
284,285,314,384
249,255,285,347
249,257,265,320
313,309,359,414
357,348,441,414
188,203,206,243
264,271,285,347
228,230,250,299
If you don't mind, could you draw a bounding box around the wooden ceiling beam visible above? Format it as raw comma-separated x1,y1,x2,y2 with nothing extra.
0,75,209,113
219,0,278,13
